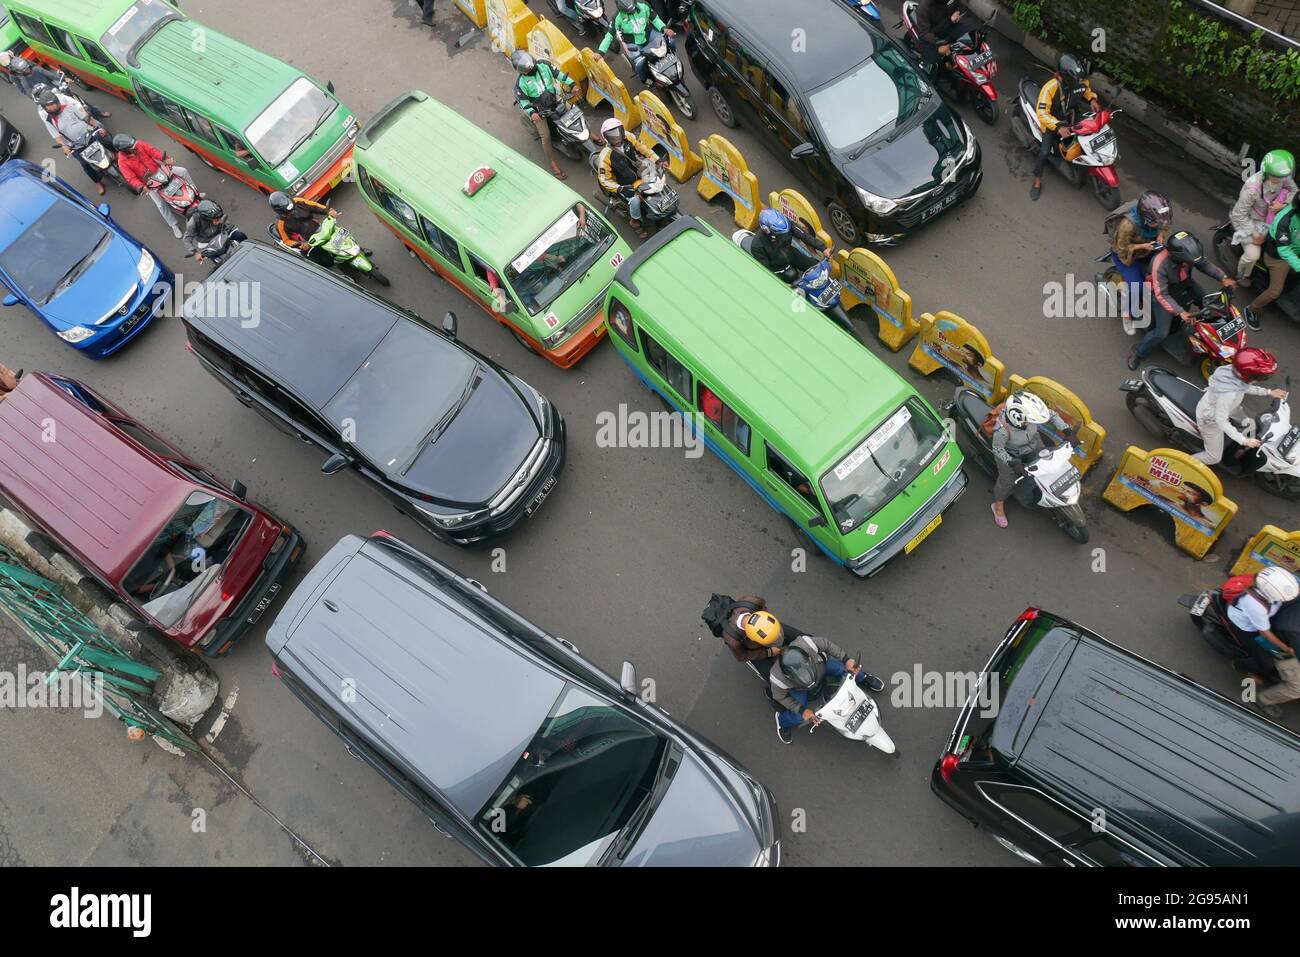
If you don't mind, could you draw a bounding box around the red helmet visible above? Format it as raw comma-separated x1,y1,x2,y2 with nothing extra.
1232,347,1278,382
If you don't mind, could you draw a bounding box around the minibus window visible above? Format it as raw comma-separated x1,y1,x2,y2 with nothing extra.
639,332,690,400
607,299,638,349
216,127,259,168
245,76,337,168
140,86,187,130
506,203,614,315
182,108,219,146
11,13,52,46
382,191,421,237
766,445,820,512
77,37,121,74
699,383,750,454
101,0,181,64
419,215,461,263
50,26,84,60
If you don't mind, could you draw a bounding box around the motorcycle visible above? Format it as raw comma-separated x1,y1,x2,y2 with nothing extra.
192,224,243,269
1213,220,1300,324
618,29,696,119
544,0,609,38
645,0,690,32
1177,589,1297,686
1011,75,1120,208
1121,371,1300,499
143,161,199,217
732,228,857,339
0,113,24,162
838,0,883,22
521,87,601,169
748,652,897,756
946,386,1089,542
267,215,389,286
598,154,680,234
899,1,999,125
62,129,126,188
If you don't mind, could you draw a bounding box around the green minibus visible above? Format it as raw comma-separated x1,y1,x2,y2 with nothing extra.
7,0,356,199
604,217,969,577
353,91,632,368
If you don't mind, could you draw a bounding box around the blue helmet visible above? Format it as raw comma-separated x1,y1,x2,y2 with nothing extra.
758,209,791,237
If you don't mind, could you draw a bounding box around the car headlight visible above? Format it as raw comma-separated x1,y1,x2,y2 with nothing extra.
136,248,155,283
960,120,977,166
57,325,96,343
414,502,490,530
856,186,898,216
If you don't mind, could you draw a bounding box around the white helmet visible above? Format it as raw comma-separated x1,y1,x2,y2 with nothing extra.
1255,566,1299,604
1003,391,1051,429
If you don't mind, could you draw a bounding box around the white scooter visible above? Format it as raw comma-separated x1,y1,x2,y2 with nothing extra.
810,670,897,755
1121,370,1299,499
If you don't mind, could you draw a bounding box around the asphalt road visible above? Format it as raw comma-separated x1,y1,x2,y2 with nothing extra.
0,0,1296,867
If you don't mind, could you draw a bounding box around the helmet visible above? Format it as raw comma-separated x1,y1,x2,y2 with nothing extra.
778,645,819,691
37,89,60,110
1261,148,1295,180
111,133,137,153
1165,230,1204,265
195,199,223,221
1003,391,1051,429
268,191,294,214
1137,191,1172,229
1057,53,1086,82
510,50,537,75
1254,566,1299,604
9,56,32,77
758,208,791,237
600,118,625,144
28,82,49,101
1232,346,1278,382
742,611,783,647
616,0,638,12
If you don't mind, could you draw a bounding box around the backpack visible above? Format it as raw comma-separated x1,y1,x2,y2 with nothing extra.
1220,574,1255,605
701,593,760,639
980,401,1007,438
1102,199,1138,240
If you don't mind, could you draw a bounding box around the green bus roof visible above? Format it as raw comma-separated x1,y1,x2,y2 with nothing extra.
614,219,917,472
132,19,307,132
354,91,588,266
5,0,142,35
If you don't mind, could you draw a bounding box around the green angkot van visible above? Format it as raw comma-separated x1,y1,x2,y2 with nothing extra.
604,217,969,577
353,91,631,368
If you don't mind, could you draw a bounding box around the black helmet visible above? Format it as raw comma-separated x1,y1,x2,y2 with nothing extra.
778,645,819,691
28,82,49,101
195,199,223,221
9,56,32,76
1057,53,1086,82
616,0,638,12
112,133,137,153
268,190,294,214
37,89,60,110
510,50,536,75
1137,190,1171,229
1166,230,1204,265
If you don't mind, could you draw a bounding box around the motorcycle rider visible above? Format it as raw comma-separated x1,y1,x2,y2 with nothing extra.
769,635,885,744
183,200,246,265
1126,230,1235,370
269,191,345,267
37,88,113,196
113,134,198,239
1192,347,1288,466
4,54,111,119
1106,190,1171,319
596,118,661,238
1225,566,1300,717
1246,189,1300,325
595,0,675,85
1030,53,1101,201
512,51,578,181
1229,149,1295,308
989,391,1078,528
916,0,968,83
748,209,830,282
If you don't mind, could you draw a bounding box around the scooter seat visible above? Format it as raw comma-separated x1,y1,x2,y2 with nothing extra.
955,389,993,425
1019,78,1041,104
1147,368,1203,419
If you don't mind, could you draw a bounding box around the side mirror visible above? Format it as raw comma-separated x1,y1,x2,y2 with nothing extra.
502,299,518,315
230,480,248,500
326,80,335,94
2,294,18,307
441,311,458,338
790,142,817,160
321,452,352,475
807,514,826,528
619,661,637,696
97,203,111,217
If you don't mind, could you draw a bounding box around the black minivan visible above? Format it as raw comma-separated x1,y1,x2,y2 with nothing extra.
181,242,565,546
932,608,1300,866
685,0,982,245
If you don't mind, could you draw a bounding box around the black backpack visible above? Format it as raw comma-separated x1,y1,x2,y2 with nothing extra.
701,594,760,640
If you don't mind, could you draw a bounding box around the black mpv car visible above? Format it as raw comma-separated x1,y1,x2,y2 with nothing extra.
686,0,982,245
181,242,565,546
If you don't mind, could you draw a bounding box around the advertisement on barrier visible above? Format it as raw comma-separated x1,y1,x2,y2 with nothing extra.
769,188,831,260
1230,525,1300,577
908,311,1007,402
1102,447,1238,559
635,91,702,182
528,19,586,83
836,247,918,351
696,134,761,230
582,50,642,130
1004,374,1107,475
453,0,488,28
486,0,538,56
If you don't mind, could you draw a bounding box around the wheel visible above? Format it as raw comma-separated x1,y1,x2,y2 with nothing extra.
1062,515,1090,544
786,516,824,557
707,85,738,128
587,149,601,174
1093,177,1120,209
826,202,860,245
511,328,539,355
1125,392,1172,441
1255,471,1300,500
1200,357,1218,382
974,95,998,126
1010,111,1033,150
366,268,390,287
670,85,697,120
554,137,582,160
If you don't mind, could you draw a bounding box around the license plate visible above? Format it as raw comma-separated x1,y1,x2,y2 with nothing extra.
1280,426,1300,459
845,699,874,733
1050,468,1081,496
920,191,959,222
1217,316,1244,338
1190,592,1211,616
524,475,557,517
246,582,282,624
118,309,145,336
1091,128,1115,149
904,513,942,554
969,50,992,67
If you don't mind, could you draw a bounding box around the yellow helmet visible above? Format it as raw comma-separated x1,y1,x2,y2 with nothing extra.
743,611,783,646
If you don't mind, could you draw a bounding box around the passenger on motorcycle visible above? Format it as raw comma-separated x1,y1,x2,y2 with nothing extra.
1106,190,1171,318
595,0,675,84
5,54,112,119
1225,566,1300,716
749,209,830,281
596,119,660,238
1246,189,1300,325
512,50,577,181
1230,149,1295,297
184,200,246,264
269,191,343,266
1030,53,1100,201
1126,230,1235,370
37,89,112,195
114,134,198,239
989,391,1077,528
1192,347,1288,466
769,635,884,744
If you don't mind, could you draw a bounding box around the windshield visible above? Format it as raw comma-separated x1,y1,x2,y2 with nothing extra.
807,46,930,152
474,684,667,866
123,491,251,629
820,398,946,532
245,76,337,168
0,203,110,305
101,0,181,64
323,320,479,475
506,203,614,316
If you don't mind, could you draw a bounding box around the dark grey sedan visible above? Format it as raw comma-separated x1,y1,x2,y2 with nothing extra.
265,532,781,867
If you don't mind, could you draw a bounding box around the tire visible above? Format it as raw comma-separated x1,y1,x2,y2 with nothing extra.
974,95,998,126
1093,177,1120,209
671,85,697,120
826,202,860,245
786,516,824,557
1059,509,1089,544
587,149,601,174
1125,392,1173,442
1255,471,1300,500
368,268,390,287
510,328,539,355
707,85,738,128
1010,110,1033,150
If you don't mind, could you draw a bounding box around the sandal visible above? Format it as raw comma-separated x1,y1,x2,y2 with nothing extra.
550,167,568,181
991,504,1008,528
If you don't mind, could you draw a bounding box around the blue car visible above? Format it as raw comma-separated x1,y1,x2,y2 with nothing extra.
0,159,171,358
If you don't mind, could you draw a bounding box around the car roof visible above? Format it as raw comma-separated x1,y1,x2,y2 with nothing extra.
614,218,917,473
6,0,138,34
355,91,583,265
1016,619,1300,865
0,373,191,582
0,163,60,248
183,242,398,409
698,0,876,88
267,536,565,817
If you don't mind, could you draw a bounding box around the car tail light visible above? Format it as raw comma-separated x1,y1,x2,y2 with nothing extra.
372,529,393,538
185,340,193,353
221,588,234,602
270,661,281,679
1016,608,1039,623
940,753,960,782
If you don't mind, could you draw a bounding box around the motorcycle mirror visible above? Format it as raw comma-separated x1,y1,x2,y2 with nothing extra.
441,311,458,337
97,203,110,217
790,142,817,160
326,80,335,94
2,294,18,307
619,661,637,696
231,480,248,500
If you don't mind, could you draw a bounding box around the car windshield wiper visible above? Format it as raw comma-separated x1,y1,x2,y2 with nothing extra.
607,745,674,863
48,234,110,301
400,370,481,475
